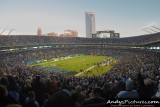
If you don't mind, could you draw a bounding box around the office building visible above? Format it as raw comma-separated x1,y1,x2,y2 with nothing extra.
47,32,58,36
59,29,78,37
85,12,96,38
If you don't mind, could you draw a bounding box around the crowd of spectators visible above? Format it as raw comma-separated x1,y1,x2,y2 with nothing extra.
0,32,160,47
0,46,160,107
0,36,160,107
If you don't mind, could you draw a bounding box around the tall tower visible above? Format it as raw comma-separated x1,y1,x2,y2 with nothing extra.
37,27,42,36
85,12,96,38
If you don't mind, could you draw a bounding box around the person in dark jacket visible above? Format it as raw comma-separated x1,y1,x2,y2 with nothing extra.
23,91,39,107
81,87,106,107
0,85,8,107
32,76,45,106
44,89,74,107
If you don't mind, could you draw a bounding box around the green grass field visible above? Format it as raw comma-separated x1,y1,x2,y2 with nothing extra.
30,55,117,77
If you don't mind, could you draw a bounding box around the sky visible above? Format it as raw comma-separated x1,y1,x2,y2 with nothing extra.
0,0,160,37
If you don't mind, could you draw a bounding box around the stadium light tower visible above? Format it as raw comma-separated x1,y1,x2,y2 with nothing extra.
142,28,152,34
146,27,158,33
151,26,160,31
0,28,6,35
7,28,15,36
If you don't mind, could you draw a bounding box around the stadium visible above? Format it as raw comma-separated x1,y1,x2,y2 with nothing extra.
0,32,160,107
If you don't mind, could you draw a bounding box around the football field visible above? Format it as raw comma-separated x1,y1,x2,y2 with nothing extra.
30,55,117,77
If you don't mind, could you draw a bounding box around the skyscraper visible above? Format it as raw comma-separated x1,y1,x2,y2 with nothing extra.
37,27,42,36
85,12,96,38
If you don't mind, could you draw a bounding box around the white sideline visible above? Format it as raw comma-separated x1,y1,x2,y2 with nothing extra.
75,65,96,76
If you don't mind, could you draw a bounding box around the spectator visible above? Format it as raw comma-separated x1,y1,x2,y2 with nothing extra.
72,85,86,104
21,79,33,101
23,91,39,107
7,75,20,104
81,87,106,107
0,84,8,107
116,78,139,98
32,76,45,107
44,89,74,107
101,83,110,98
153,80,160,98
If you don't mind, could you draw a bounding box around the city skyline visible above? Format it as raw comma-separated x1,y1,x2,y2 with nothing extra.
0,0,160,37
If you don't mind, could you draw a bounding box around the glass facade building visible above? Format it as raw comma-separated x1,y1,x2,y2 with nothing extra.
85,12,95,38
